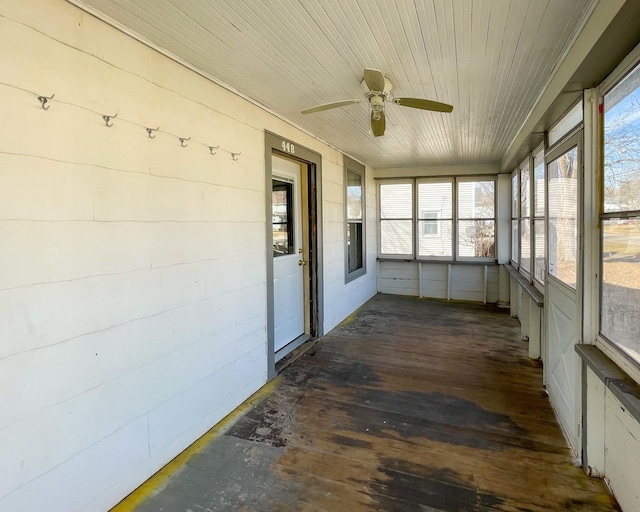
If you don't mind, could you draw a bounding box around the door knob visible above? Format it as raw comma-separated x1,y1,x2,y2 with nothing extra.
298,259,306,266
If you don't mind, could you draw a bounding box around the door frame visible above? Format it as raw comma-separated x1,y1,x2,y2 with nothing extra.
543,127,584,453
265,131,323,379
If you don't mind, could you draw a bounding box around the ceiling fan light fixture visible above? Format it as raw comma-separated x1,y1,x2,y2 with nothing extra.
371,103,384,121
370,94,384,121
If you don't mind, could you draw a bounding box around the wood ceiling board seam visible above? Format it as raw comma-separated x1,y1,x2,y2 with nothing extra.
204,1,348,99
413,2,456,160
498,1,554,155
292,0,379,101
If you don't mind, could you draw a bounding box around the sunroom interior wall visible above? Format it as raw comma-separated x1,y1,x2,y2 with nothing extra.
322,159,377,333
0,1,376,511
378,262,499,303
376,164,502,303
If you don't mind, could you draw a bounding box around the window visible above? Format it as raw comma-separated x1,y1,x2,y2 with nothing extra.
418,180,453,258
379,181,413,257
548,101,583,147
511,171,519,264
520,161,531,273
533,150,545,284
601,61,640,364
345,158,366,281
378,177,495,261
421,212,440,236
457,179,496,259
272,179,294,256
547,145,578,288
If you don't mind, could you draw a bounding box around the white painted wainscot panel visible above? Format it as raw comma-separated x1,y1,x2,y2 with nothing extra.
378,261,499,303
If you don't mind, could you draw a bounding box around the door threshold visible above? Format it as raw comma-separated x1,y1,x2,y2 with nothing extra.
275,334,312,363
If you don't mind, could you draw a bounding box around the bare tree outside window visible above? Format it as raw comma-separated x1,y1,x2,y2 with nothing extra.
457,180,495,258
601,63,640,363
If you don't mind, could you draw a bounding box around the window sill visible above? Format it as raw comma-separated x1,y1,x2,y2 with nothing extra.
505,263,544,306
576,344,640,424
377,258,498,266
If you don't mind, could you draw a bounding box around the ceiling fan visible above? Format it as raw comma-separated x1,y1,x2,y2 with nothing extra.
301,68,453,137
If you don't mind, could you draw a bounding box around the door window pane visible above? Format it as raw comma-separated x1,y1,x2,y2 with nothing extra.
272,179,294,256
548,147,578,287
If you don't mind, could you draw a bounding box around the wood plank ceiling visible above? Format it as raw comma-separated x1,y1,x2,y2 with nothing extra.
73,0,596,169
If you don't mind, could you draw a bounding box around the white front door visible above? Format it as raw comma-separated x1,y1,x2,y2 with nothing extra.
272,155,305,352
545,135,582,453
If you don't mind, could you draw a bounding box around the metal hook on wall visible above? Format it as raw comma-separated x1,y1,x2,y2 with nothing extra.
37,93,55,110
178,136,191,147
146,127,159,139
209,145,219,155
102,113,118,127
231,152,241,161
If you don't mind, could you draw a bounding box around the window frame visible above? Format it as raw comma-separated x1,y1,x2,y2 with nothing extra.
377,176,497,262
456,176,497,262
596,50,640,377
518,158,532,278
272,178,295,257
545,129,582,292
420,210,441,237
532,147,546,289
511,169,520,267
378,179,415,259
416,177,454,260
344,157,366,282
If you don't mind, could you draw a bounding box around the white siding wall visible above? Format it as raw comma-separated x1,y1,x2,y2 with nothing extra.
0,1,376,511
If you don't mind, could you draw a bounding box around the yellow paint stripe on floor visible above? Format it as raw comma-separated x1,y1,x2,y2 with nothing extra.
110,378,280,512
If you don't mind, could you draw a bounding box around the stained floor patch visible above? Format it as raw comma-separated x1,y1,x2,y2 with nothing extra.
343,389,542,452
370,461,504,512
123,295,618,512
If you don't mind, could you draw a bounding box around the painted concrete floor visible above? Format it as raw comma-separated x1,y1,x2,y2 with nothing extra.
112,294,618,512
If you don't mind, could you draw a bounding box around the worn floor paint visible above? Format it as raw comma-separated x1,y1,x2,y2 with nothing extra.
114,294,619,511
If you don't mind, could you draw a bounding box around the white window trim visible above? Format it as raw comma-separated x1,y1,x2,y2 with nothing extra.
456,176,498,262
378,179,414,259
420,210,441,237
595,45,640,383
344,156,366,282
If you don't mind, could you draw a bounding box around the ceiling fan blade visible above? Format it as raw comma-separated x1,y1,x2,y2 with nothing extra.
301,99,364,114
370,110,386,137
363,68,386,93
393,97,454,113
